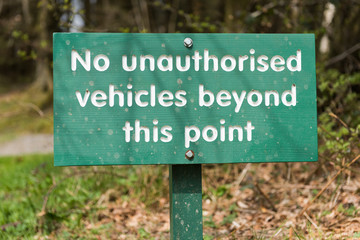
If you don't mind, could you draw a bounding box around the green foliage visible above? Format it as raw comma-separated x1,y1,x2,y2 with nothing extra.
250,229,267,240
213,185,230,198
138,228,154,239
11,30,29,41
320,210,331,217
203,234,215,240
317,68,360,164
318,69,360,124
0,155,55,238
353,232,360,238
203,216,217,228
221,213,237,225
337,203,358,217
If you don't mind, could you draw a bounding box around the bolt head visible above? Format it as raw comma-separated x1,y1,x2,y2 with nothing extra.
184,38,193,48
185,150,194,160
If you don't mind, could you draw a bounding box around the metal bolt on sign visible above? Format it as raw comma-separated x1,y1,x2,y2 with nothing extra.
185,150,194,160
184,37,193,48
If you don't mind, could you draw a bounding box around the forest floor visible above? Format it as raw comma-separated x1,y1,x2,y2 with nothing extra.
1,154,360,239
91,162,360,239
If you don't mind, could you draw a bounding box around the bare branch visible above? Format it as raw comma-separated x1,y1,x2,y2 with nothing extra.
326,43,360,67
255,182,277,212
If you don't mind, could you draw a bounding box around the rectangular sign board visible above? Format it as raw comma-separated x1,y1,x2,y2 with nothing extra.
53,33,317,166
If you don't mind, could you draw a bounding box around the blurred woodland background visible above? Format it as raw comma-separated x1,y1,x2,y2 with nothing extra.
0,0,360,239
1,0,360,127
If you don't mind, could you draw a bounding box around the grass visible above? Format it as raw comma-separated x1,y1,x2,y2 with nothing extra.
0,154,168,239
0,154,55,238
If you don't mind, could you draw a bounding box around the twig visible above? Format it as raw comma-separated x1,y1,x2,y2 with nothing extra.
297,154,360,218
329,112,349,130
19,102,44,117
1,221,20,231
0,110,22,118
303,212,319,229
234,163,251,186
273,228,282,237
38,179,57,217
255,182,277,212
319,125,333,138
250,2,277,18
330,188,341,209
38,170,127,218
286,162,292,182
289,226,293,240
325,43,360,67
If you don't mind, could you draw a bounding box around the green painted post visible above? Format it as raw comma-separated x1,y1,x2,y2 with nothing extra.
170,164,203,240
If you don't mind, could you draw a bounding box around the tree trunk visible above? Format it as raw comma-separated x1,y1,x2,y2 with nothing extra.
33,0,52,92
22,0,32,25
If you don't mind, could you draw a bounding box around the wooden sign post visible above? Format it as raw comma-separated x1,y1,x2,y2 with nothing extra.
53,33,317,239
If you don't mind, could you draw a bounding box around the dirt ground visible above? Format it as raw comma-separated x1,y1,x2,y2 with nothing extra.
0,134,53,156
70,161,360,239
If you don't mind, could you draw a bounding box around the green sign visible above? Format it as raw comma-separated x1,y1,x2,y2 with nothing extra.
53,33,317,166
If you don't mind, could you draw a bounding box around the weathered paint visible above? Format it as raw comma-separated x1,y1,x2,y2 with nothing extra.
170,164,202,239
